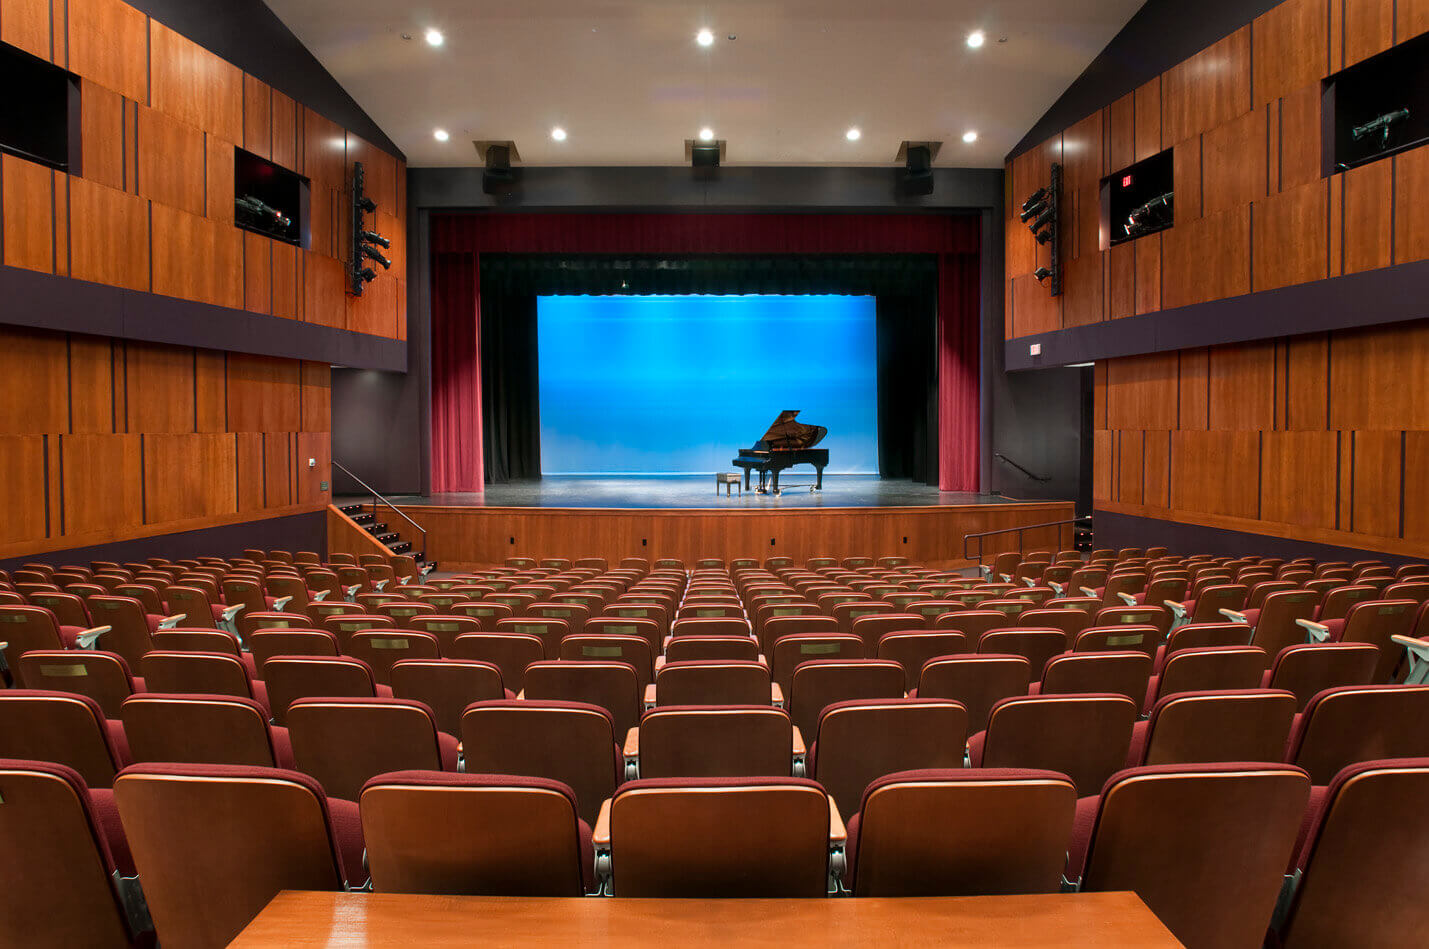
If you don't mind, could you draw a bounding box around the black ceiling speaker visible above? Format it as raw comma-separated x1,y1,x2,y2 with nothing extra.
482,143,514,194
903,144,934,195
691,143,721,168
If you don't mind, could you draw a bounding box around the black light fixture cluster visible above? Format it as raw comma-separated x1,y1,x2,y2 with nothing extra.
1020,162,1061,296
349,161,391,296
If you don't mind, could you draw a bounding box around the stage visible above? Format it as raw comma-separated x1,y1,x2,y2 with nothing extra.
342,475,1018,511
331,476,1077,571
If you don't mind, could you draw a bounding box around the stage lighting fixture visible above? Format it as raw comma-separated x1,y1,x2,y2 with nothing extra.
1022,163,1062,296
1019,198,1047,223
1030,205,1055,233
1021,188,1047,214
1034,267,1052,282
349,161,390,295
360,230,390,249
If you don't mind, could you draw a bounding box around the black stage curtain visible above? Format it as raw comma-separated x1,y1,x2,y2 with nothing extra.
478,255,941,485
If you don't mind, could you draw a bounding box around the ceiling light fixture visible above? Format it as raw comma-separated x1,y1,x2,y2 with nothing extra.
696,28,714,47
846,128,862,141
966,30,985,48
962,130,978,143
425,28,444,47
433,128,449,142
699,127,714,142
551,127,567,141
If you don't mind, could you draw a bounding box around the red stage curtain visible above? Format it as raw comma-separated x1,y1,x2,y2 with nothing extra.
429,213,981,491
430,252,483,492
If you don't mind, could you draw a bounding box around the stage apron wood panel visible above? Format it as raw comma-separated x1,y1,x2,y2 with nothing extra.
384,502,1077,570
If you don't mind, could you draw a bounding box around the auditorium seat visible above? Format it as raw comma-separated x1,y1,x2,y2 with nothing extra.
0,604,92,665
16,650,141,718
0,690,130,787
1285,685,1429,784
846,768,1076,896
913,654,1030,732
769,633,864,692
121,693,294,768
0,759,147,946
1131,689,1297,767
403,614,484,652
561,634,655,687
1152,621,1253,672
1299,598,1417,682
286,697,457,801
651,659,773,707
1073,624,1161,656
787,659,905,739
1035,651,1152,705
874,631,967,691
139,651,269,713
151,627,256,676
969,694,1137,795
361,771,594,896
27,590,94,629
462,700,619,825
321,612,398,650
248,628,339,676
86,593,183,666
238,609,319,642
389,658,507,736
594,777,838,897
631,705,798,778
809,698,967,818
1068,763,1310,949
113,763,361,948
163,585,241,634
344,629,441,685
261,655,393,726
522,660,642,740
662,634,761,663
449,632,544,692
976,628,1067,680
496,617,570,658
1262,643,1379,710
1273,758,1429,947
1143,646,1270,711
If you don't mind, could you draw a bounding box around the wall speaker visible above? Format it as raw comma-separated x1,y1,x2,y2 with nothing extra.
482,143,514,194
903,144,934,195
691,144,721,168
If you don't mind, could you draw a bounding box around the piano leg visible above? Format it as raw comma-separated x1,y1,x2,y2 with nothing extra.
814,465,824,491
744,468,752,491
771,469,781,494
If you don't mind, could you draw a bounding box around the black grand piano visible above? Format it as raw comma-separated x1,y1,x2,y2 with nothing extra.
733,410,829,494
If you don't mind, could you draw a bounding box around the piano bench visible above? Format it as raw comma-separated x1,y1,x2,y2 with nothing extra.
716,472,742,496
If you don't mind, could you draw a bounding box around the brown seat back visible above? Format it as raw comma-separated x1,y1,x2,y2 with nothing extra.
522,661,641,738
1152,646,1270,704
812,698,967,817
787,659,905,739
1160,622,1253,664
1267,643,1379,711
663,635,760,663
609,778,830,897
139,651,256,703
1079,764,1311,949
152,628,243,656
654,660,771,707
979,694,1138,795
162,586,218,630
406,614,483,653
560,634,654,687
121,694,279,767
248,629,338,677
0,606,68,678
0,760,136,945
344,629,440,685
320,613,396,650
916,655,1031,732
770,634,864,693
1141,689,1297,766
1287,685,1429,784
976,629,1068,680
495,617,570,659
852,768,1077,897
360,772,589,896
86,594,158,666
113,763,347,949
848,613,921,653
16,650,136,719
639,705,793,778
389,659,505,736
287,697,445,802
448,632,544,692
0,691,124,788
1074,624,1161,656
1040,651,1152,705
876,631,968,691
1277,758,1429,948
261,656,379,726
461,700,619,825
1337,599,1417,681
1249,591,1319,657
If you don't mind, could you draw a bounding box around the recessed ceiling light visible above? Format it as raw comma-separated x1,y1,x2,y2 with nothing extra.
966,30,985,48
433,128,449,142
699,127,715,142
551,127,567,142
962,130,978,143
425,28,444,47
846,127,862,141
696,28,714,47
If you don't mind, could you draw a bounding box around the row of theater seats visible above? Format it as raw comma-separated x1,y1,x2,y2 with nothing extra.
3,547,1429,948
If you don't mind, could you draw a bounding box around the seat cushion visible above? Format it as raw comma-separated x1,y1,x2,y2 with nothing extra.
326,796,368,886
249,679,272,715
87,788,136,875
1125,720,1148,768
1064,794,1100,883
1143,675,1161,714
58,625,83,648
438,731,459,772
270,725,296,769
105,719,132,767
1240,608,1261,627
967,730,986,767
240,653,258,679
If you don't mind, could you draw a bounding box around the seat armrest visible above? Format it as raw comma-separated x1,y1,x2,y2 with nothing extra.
399,575,414,585
642,684,656,711
515,690,524,700
593,799,612,848
1049,581,1064,596
1023,577,1037,587
76,625,114,649
827,797,846,847
272,596,293,612
791,726,807,777
1219,608,1248,624
420,563,435,578
1116,592,1137,606
344,584,361,601
1079,586,1097,598
653,656,665,671
374,579,388,592
622,728,640,780
758,653,768,666
1163,599,1187,620
1297,618,1330,643
978,565,991,579
158,613,186,630
221,603,245,622
827,797,847,890
1391,634,1429,657
770,683,784,708
312,589,329,602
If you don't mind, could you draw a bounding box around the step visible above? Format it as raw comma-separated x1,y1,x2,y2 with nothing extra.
375,532,400,544
339,503,363,514
387,541,412,554
363,522,388,535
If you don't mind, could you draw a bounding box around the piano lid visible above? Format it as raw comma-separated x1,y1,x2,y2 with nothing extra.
758,410,827,451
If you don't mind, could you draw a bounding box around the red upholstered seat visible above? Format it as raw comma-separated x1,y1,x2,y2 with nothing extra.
286,696,458,802
0,690,131,788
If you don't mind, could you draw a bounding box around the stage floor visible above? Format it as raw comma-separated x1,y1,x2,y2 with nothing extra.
343,475,1019,510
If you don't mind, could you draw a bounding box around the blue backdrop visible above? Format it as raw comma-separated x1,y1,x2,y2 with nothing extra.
537,295,879,474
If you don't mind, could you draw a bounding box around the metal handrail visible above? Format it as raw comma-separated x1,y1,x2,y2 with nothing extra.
332,460,427,558
962,515,1091,566
994,452,1052,483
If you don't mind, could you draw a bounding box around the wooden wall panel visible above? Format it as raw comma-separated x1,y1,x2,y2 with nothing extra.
300,362,331,433
1252,179,1329,292
1134,78,1162,161
67,177,149,291
136,106,206,217
0,435,49,543
1117,430,1145,505
1009,273,1059,338
235,431,264,512
147,20,243,145
1107,242,1135,320
1106,352,1178,430
1349,430,1402,537
61,433,142,534
142,432,236,523
150,203,243,308
242,74,272,160
0,326,68,433
124,342,194,433
1107,93,1135,172
1143,430,1171,508
263,432,293,507
1061,252,1103,328
1400,1,1429,39
1329,322,1429,431
1341,0,1395,67
295,431,331,505
2,156,55,273
1394,147,1429,265
304,252,347,330
1284,333,1329,430
1260,431,1338,527
1209,341,1277,431
1404,431,1429,542
1172,137,1203,222
1253,0,1330,106
1342,159,1393,274
1170,430,1261,519
0,0,52,60
1278,82,1323,193
205,136,235,225
243,232,272,314
69,335,115,434
227,353,301,433
67,0,148,101
1134,234,1161,315
1161,28,1252,146
1201,108,1267,215
1177,348,1211,430
272,243,300,320
1161,207,1251,308
80,79,126,192
195,349,227,432
1061,113,1104,193
270,90,299,171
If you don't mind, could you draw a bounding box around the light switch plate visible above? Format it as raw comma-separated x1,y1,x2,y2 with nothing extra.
1029,343,1042,356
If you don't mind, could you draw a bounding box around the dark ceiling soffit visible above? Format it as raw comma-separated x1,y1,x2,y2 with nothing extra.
1004,256,1429,371
0,264,406,371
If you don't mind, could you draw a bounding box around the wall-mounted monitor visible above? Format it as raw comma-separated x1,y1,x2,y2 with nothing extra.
233,148,310,247
1101,149,1174,248
0,41,81,173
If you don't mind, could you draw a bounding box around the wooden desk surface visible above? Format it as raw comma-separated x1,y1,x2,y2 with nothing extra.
230,890,1181,947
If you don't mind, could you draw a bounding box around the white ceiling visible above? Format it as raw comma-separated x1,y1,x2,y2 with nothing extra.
264,0,1146,168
